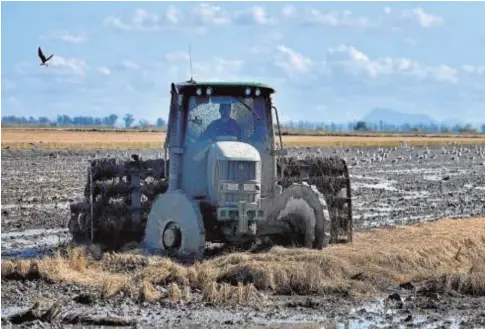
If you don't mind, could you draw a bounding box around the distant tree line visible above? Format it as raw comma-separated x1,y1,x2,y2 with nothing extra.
280,120,485,134
1,113,167,129
2,114,484,134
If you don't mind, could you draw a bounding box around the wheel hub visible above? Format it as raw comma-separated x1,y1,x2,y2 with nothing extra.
163,223,181,249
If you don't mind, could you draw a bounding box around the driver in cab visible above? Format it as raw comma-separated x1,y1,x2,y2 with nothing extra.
201,103,242,140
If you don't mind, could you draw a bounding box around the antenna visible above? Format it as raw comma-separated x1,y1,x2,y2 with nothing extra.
188,45,194,83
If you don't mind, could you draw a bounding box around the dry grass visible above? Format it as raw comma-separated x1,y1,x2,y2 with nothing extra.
3,128,485,150
2,218,485,304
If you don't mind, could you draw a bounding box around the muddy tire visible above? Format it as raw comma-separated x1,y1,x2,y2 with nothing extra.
263,183,331,249
68,202,90,244
277,155,353,244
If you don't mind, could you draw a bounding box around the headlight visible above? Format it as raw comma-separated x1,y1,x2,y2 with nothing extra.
243,184,256,191
255,88,261,96
227,183,239,191
196,88,202,96
245,87,251,96
206,87,212,95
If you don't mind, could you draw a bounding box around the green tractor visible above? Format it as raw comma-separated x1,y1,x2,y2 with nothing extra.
69,80,352,261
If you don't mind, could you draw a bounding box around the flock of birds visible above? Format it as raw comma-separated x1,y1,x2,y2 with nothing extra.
289,144,485,169
347,145,485,166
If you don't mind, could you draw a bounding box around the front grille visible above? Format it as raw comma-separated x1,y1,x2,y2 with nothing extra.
215,160,258,205
223,193,256,203
218,160,256,181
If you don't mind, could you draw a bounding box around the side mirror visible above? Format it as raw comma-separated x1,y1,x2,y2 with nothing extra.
171,83,178,94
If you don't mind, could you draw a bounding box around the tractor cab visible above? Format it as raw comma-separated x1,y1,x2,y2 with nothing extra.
165,81,284,203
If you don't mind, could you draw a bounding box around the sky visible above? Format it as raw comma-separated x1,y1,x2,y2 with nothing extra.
1,1,485,125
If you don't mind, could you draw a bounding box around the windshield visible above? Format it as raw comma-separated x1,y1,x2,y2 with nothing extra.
184,95,269,145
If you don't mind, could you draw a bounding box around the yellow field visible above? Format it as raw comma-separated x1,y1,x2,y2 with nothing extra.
2,128,485,149
2,217,485,303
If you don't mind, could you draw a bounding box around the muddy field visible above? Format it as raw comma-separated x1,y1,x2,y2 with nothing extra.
2,143,485,328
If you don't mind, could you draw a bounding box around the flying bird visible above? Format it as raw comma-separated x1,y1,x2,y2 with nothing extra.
38,47,54,66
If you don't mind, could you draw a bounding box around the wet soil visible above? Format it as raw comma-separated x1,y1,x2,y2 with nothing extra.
2,144,485,328
2,145,484,233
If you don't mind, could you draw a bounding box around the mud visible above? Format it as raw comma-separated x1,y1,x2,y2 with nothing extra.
2,144,485,328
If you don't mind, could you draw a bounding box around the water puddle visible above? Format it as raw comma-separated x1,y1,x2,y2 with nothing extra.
352,181,397,192
1,202,71,210
1,228,70,258
248,299,467,329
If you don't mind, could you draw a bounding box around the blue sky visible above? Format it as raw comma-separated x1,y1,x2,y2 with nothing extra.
2,1,485,124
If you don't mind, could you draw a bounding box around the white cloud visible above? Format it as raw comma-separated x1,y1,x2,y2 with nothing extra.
104,5,230,30
268,44,476,85
161,54,244,82
191,58,244,80
188,3,231,26
165,5,180,24
461,65,485,75
311,9,374,28
401,7,444,28
274,45,313,74
50,56,88,76
234,6,277,25
59,32,86,44
104,8,161,31
324,45,464,83
283,7,374,29
98,66,111,76
103,5,444,32
383,7,444,28
282,5,296,18
427,66,458,83
44,31,87,44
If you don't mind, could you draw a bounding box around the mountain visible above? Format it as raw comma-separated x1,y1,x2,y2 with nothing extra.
362,108,438,126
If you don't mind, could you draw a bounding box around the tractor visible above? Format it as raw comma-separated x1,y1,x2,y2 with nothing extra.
69,80,352,261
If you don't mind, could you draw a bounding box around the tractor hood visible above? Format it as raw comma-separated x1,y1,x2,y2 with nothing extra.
208,141,261,162
207,141,262,206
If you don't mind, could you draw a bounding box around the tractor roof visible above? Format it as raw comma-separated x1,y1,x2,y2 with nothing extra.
174,80,275,95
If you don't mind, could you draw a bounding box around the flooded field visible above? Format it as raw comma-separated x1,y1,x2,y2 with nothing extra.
1,144,485,328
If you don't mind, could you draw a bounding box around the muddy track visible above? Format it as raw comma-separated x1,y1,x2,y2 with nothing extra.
2,145,485,328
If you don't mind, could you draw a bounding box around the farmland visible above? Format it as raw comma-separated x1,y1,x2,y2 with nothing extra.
1,129,485,328
3,127,485,149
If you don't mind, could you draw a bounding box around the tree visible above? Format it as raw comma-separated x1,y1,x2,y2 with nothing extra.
156,118,166,127
38,117,50,125
354,121,369,132
57,114,72,126
108,114,118,127
139,119,150,128
123,113,135,128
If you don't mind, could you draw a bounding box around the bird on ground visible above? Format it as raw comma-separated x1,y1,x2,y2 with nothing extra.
38,47,54,66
